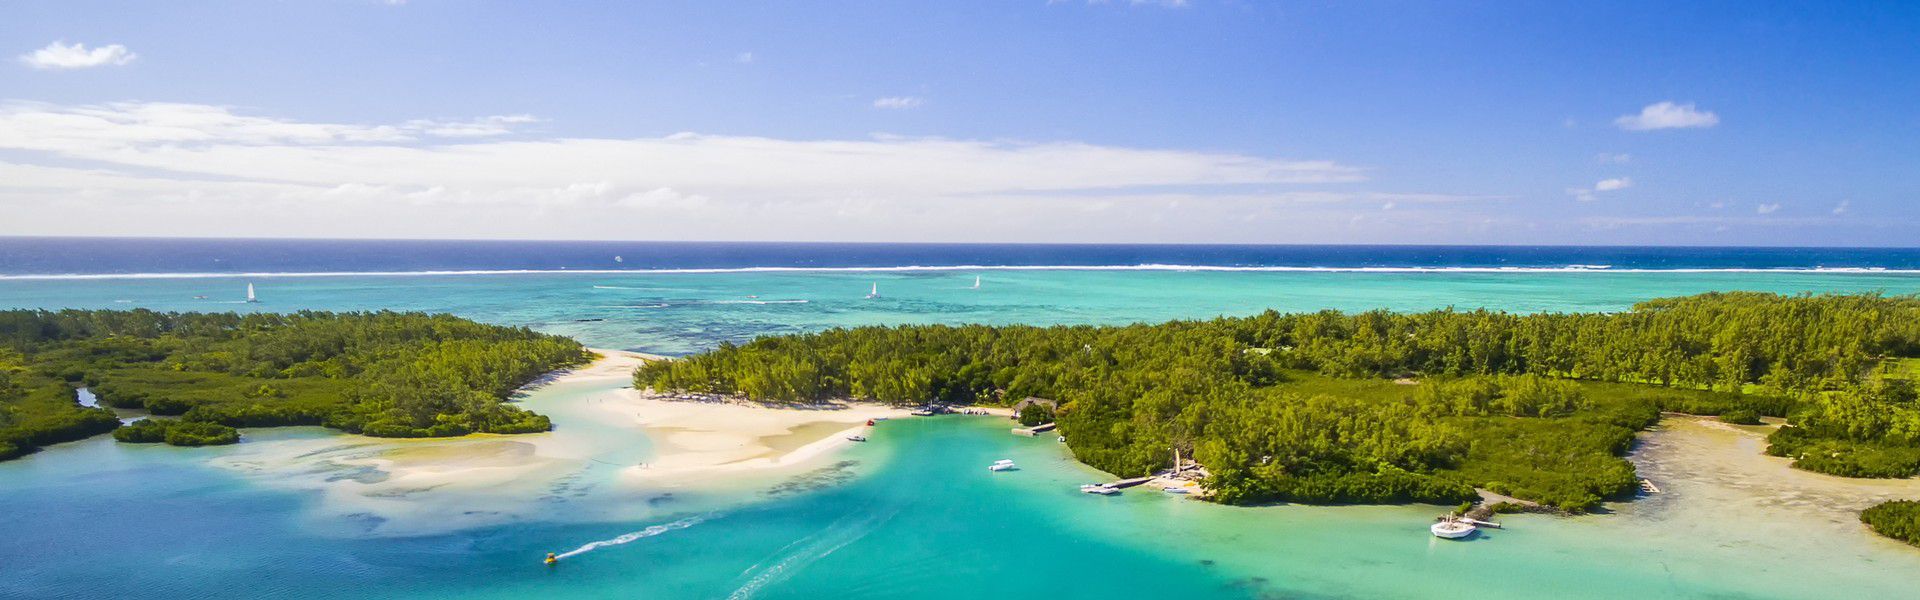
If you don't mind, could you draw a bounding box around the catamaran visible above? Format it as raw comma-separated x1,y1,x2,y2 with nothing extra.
865,283,880,299
245,283,258,303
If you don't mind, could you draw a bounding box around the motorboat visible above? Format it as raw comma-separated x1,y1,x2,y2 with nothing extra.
1162,485,1190,494
846,435,868,442
989,459,1016,471
1079,484,1119,495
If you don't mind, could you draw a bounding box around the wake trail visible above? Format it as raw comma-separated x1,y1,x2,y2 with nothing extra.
727,507,899,599
554,514,715,560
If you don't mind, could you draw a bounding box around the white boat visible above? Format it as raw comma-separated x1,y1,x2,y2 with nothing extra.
245,283,258,303
865,283,880,299
1079,484,1119,495
1162,485,1190,494
988,459,1016,472
1430,516,1477,539
971,275,980,289
846,435,868,442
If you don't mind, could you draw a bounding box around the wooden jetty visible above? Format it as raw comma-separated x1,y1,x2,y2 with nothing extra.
1012,422,1058,436
1104,476,1154,489
1458,516,1503,529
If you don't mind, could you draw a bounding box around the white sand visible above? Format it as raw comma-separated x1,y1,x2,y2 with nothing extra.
615,389,910,481
210,348,912,536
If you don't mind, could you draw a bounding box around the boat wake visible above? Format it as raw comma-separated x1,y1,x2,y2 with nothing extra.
554,514,714,561
727,506,899,599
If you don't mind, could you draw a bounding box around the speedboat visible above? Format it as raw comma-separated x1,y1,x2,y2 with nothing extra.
1162,485,1190,494
846,435,868,442
989,459,1016,471
1079,484,1119,495
1430,517,1477,539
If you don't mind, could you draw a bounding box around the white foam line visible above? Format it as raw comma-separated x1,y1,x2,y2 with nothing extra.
2,265,1916,280
553,514,712,561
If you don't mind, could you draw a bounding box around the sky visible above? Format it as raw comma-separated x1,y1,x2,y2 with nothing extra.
0,1,1915,246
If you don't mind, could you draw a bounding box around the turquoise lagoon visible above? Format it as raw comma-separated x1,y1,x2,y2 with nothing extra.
4,269,1920,599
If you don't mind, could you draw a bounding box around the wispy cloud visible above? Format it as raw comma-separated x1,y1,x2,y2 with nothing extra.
735,52,755,64
872,96,925,110
17,41,136,70
1568,177,1631,202
1595,153,1632,164
0,100,1394,240
1614,101,1719,131
1832,200,1850,215
1756,203,1781,214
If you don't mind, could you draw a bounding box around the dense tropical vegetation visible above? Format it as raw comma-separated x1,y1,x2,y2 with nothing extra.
0,309,589,458
1861,499,1920,546
638,292,1920,511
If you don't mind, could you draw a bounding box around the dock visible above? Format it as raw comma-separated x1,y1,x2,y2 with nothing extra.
1458,516,1503,529
1103,476,1154,489
1011,422,1058,436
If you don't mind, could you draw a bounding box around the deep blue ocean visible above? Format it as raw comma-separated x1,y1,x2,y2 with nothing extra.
2,237,1918,276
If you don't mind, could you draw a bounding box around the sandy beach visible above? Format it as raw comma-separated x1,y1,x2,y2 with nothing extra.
210,348,918,536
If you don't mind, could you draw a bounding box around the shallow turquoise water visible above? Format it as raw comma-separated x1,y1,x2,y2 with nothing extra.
3,270,1920,599
2,270,1915,354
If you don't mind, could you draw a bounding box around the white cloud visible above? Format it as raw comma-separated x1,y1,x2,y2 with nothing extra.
735,52,755,64
0,100,1410,241
1756,203,1781,214
402,114,539,137
1568,177,1631,202
1832,200,1850,215
872,96,925,110
18,41,137,70
1614,101,1719,131
1593,177,1632,192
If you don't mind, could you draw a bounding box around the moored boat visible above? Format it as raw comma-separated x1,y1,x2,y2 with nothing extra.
1079,483,1120,495
1431,516,1477,539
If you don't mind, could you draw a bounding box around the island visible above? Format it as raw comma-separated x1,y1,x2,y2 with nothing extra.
0,309,590,459
637,292,1920,542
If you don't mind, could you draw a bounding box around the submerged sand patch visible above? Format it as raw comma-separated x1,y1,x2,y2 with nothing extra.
1629,416,1920,539
207,349,907,537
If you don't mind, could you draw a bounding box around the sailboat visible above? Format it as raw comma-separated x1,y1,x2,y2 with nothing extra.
865,282,880,299
971,275,981,289
245,283,259,303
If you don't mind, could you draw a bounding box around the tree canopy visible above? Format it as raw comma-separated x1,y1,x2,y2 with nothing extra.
0,309,589,457
638,292,1920,510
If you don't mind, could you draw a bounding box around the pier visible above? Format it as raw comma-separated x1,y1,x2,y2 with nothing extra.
1011,422,1057,436
1103,476,1155,489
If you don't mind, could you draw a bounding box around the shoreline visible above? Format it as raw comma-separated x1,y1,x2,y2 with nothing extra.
208,348,925,536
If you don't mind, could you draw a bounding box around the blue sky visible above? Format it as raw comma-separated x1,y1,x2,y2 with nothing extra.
1,1,1915,245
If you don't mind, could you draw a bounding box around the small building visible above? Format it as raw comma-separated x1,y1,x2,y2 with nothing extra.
1010,397,1057,419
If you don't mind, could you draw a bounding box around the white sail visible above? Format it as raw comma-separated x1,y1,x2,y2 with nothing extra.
245,283,257,303
866,282,879,298
972,276,981,289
